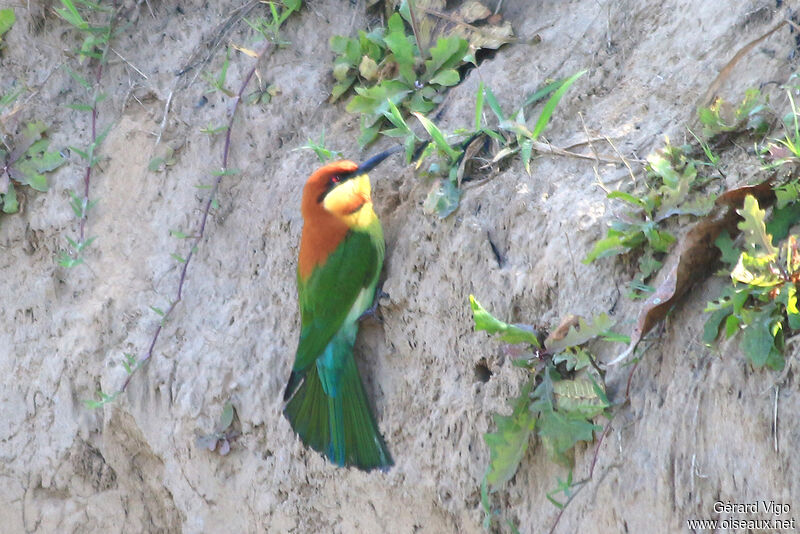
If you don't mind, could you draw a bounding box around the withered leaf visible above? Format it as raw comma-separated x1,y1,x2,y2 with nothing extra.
608,180,775,365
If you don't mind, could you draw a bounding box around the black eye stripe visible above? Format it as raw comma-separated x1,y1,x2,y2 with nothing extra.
317,175,345,203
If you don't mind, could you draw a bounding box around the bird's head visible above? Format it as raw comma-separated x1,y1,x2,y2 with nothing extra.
302,147,400,223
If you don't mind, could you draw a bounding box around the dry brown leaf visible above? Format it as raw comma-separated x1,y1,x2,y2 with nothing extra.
456,1,491,23
450,20,514,50
410,0,514,52
545,315,580,348
608,180,776,365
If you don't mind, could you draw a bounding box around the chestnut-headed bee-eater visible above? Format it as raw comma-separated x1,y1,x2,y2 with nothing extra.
283,148,400,471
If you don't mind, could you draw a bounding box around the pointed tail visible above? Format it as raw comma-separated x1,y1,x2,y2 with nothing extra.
283,353,393,471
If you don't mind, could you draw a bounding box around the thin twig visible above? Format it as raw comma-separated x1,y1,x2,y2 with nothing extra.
773,385,779,453
547,415,613,534
155,90,173,146
578,111,609,194
530,139,623,164
111,47,148,79
120,43,271,393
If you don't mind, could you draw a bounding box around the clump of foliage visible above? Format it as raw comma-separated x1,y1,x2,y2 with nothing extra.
704,193,800,370
1,120,66,215
331,11,470,146
381,72,585,218
584,141,719,297
244,0,301,45
585,89,775,299
470,296,614,529
196,401,240,456
698,88,769,138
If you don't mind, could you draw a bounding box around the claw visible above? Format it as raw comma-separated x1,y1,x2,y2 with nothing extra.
359,288,389,322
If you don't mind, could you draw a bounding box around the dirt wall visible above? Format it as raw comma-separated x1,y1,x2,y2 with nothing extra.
1,0,798,532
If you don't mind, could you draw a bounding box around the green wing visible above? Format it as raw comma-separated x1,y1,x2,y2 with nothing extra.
294,224,384,373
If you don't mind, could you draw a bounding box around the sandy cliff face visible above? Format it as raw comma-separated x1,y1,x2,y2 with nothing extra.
1,1,798,532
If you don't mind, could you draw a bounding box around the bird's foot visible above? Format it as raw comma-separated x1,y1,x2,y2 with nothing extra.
359,289,389,323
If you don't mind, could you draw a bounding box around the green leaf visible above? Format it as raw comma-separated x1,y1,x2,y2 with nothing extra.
607,190,646,208
647,152,681,187
725,313,741,338
715,231,740,266
737,195,776,254
740,308,778,367
429,69,460,87
423,179,461,218
2,182,18,213
483,85,505,122
424,37,469,80
330,77,356,102
703,308,729,344
523,77,568,108
783,284,800,330
384,13,416,84
520,138,533,175
546,314,615,353
643,226,676,253
0,8,15,38
55,0,88,30
412,112,461,162
766,203,800,242
484,380,535,487
474,81,485,130
552,378,609,419
469,295,541,347
537,407,599,467
219,401,235,430
552,347,593,372
150,305,166,317
774,181,800,209
67,102,94,112
121,353,137,374
583,231,632,263
347,80,411,122
530,70,586,140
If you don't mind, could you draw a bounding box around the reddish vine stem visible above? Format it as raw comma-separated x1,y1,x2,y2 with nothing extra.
120,44,271,393
546,418,613,534
77,2,119,247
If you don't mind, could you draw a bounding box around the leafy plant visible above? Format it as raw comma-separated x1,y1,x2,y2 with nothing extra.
704,194,800,370
196,401,240,455
294,129,342,163
244,0,302,45
762,90,800,169
331,11,470,146
0,121,66,215
585,141,720,298
56,0,120,267
382,72,586,218
470,296,612,529
697,88,769,138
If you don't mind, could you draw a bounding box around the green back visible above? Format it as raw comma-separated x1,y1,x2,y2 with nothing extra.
294,221,384,372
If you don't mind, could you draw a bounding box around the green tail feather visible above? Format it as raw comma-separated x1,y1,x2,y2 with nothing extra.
284,351,393,471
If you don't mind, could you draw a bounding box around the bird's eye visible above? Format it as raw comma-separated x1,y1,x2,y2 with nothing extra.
331,176,340,184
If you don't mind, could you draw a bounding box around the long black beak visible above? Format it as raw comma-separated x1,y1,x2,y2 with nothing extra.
340,145,402,180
